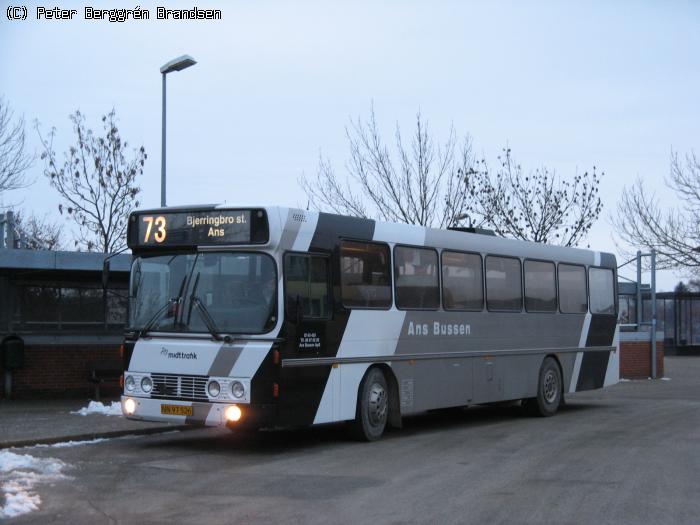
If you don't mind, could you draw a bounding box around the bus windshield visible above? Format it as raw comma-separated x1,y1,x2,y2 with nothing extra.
129,252,277,335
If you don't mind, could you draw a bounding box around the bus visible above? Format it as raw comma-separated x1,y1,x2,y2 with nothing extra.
120,205,619,441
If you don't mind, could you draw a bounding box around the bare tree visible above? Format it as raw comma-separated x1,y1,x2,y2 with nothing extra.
37,109,145,252
302,107,603,247
613,150,700,275
12,210,63,250
460,148,604,247
0,97,33,196
301,107,476,228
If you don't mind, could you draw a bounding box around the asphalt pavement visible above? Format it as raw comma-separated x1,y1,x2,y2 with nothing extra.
0,399,186,449
3,356,699,524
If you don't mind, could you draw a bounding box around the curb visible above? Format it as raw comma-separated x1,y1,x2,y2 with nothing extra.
0,424,193,450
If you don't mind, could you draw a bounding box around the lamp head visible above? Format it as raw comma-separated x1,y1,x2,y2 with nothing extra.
160,55,197,74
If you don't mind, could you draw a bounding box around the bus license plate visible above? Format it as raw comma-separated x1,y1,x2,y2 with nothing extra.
160,404,192,416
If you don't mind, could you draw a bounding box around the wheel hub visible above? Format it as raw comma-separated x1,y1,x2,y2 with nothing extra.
368,382,388,426
543,369,559,404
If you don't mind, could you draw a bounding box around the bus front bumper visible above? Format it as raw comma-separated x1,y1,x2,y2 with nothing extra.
120,396,273,428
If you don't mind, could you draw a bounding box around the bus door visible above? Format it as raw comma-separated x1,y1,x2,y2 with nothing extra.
280,252,333,424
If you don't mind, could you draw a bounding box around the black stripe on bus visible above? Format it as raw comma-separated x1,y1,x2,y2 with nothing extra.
262,213,376,427
576,350,609,391
577,314,617,390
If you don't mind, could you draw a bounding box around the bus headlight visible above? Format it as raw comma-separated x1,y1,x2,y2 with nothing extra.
141,376,153,393
207,380,221,398
231,381,245,399
125,375,135,392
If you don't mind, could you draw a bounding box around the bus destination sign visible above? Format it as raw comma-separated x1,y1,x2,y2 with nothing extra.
132,209,268,247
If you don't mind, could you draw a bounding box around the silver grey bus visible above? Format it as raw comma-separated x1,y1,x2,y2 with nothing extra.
120,205,618,441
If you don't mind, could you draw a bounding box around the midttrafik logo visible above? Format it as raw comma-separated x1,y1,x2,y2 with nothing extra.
161,347,197,360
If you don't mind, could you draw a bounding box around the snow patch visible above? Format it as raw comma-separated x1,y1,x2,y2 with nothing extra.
661,377,671,381
619,378,631,382
71,400,123,417
26,431,179,452
32,438,109,449
1,487,40,519
0,451,70,519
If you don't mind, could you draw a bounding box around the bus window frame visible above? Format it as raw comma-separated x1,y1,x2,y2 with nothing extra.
339,239,393,311
587,265,618,316
523,258,558,314
556,262,589,315
283,251,333,321
440,249,484,312
485,254,523,313
392,244,441,312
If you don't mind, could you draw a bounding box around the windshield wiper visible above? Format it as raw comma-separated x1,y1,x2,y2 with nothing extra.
185,271,224,341
139,297,179,337
190,296,224,341
138,274,188,337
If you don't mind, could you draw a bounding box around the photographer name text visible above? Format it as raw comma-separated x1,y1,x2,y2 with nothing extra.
15,6,222,22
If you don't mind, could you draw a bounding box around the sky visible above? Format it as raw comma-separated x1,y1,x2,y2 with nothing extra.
1,0,699,290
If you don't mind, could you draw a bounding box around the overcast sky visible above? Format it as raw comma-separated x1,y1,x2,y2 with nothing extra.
1,0,699,290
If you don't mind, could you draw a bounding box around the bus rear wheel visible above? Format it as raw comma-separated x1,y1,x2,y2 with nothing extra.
350,367,389,441
524,357,562,417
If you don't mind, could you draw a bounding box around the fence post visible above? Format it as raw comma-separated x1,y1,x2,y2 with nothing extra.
651,250,657,379
636,250,642,328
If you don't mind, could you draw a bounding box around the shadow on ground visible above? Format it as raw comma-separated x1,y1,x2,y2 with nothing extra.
138,400,605,457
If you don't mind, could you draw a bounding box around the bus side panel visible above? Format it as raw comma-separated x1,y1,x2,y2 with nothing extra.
502,355,540,401
313,363,372,424
558,351,579,393
392,358,473,414
278,363,335,426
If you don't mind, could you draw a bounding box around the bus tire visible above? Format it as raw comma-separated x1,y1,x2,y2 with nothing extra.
524,357,562,417
350,367,389,441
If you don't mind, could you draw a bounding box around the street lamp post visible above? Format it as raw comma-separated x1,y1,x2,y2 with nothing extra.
160,54,197,207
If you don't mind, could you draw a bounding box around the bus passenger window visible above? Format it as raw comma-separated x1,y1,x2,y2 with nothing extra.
589,267,615,315
394,246,440,310
284,254,330,319
558,264,587,313
340,241,392,309
441,251,483,311
485,256,522,311
524,260,556,312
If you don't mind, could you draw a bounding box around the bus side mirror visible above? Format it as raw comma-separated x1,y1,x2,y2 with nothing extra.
102,260,111,289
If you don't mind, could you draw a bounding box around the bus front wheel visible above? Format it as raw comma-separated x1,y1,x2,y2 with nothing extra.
523,357,562,417
350,367,389,441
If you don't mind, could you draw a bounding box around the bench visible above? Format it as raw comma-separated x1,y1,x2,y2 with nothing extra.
89,360,123,401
